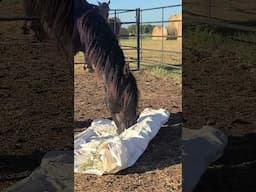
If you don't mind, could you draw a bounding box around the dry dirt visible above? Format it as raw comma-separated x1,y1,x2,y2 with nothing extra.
183,47,256,135
183,41,256,191
0,1,73,191
0,1,182,192
74,68,182,192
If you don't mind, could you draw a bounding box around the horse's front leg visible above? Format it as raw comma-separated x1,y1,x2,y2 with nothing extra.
83,56,94,73
22,0,31,35
87,61,94,73
22,21,30,34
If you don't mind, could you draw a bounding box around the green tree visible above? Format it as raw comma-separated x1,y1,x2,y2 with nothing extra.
141,24,154,34
127,24,136,35
127,24,154,35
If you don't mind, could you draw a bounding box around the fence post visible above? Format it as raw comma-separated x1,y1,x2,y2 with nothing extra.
140,10,143,64
114,10,117,34
136,8,141,71
161,7,164,66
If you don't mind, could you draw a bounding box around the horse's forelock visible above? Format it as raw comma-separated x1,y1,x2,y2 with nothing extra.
123,72,138,110
112,72,138,110
105,71,138,112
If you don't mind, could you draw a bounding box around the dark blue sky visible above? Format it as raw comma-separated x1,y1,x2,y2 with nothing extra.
88,0,182,27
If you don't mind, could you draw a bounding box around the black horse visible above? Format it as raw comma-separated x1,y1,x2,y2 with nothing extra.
22,0,138,134
22,0,109,43
98,0,110,19
81,0,111,72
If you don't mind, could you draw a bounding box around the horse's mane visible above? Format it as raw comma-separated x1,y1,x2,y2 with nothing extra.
118,71,139,111
27,0,138,111
77,10,138,110
27,0,73,53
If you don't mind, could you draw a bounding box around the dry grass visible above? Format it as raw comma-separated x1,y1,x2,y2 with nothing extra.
120,38,182,66
74,38,182,65
183,0,256,22
74,38,182,81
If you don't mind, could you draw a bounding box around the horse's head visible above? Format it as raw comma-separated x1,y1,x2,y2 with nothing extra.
105,71,138,134
97,1,110,20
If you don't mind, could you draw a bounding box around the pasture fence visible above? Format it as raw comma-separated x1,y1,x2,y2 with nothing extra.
183,0,256,41
108,5,182,71
0,4,183,71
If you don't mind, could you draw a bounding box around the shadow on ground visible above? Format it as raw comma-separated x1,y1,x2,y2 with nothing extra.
117,112,183,174
195,133,256,192
0,151,45,181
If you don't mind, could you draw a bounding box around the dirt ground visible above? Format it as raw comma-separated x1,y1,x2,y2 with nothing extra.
1,1,182,191
183,42,256,191
183,47,256,135
1,0,255,191
74,68,182,192
0,2,73,190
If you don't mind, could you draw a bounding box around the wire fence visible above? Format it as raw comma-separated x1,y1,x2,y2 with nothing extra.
0,4,183,71
183,1,256,48
107,5,182,71
2,2,255,70
183,0,256,33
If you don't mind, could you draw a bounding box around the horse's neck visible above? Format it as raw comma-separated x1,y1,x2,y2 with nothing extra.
74,0,87,10
98,5,109,20
73,0,89,19
74,0,93,18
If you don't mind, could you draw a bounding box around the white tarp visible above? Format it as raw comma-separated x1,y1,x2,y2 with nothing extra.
5,109,228,192
74,108,170,175
182,126,228,192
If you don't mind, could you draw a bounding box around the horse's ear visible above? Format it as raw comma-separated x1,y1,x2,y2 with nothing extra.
107,0,110,5
98,1,101,5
